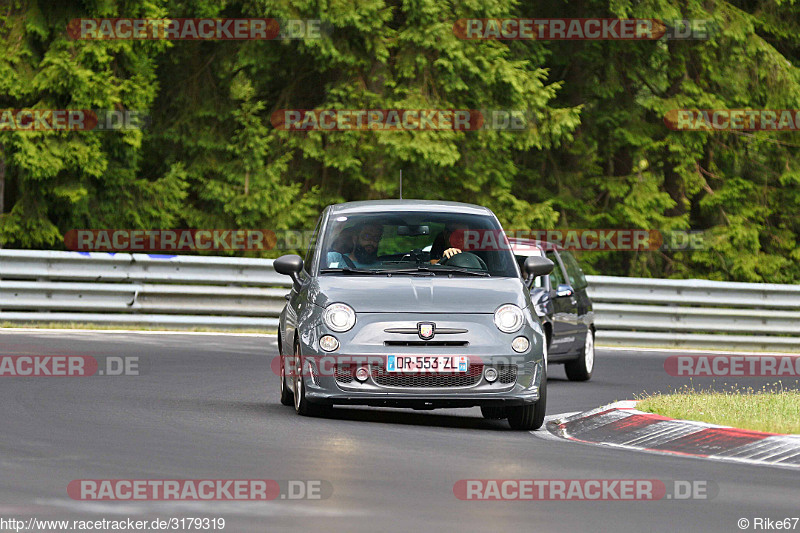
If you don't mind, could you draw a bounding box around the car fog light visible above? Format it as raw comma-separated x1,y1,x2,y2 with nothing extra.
512,336,530,353
320,335,339,352
484,367,498,382
355,367,369,382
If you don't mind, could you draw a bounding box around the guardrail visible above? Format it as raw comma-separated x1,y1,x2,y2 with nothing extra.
586,276,800,351
0,250,289,329
1,250,799,351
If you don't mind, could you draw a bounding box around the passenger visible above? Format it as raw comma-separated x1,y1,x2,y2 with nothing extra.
327,222,383,268
330,226,357,255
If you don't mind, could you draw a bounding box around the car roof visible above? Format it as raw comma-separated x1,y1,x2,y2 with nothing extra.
507,237,562,252
329,199,494,216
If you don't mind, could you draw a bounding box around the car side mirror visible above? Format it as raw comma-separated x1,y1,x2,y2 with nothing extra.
555,284,574,298
523,256,554,280
274,254,304,287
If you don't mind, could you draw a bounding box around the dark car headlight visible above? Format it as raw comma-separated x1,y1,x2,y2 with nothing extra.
323,303,356,332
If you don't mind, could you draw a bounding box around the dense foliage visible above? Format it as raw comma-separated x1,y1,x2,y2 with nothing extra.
1,0,799,282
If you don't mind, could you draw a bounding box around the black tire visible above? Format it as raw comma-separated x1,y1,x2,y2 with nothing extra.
480,406,506,420
507,366,547,430
279,347,294,406
565,328,594,382
293,342,329,417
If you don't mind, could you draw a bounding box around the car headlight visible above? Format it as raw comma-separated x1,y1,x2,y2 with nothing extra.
323,303,356,332
494,304,524,333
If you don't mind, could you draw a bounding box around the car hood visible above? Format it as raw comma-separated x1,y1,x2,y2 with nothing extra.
310,276,528,313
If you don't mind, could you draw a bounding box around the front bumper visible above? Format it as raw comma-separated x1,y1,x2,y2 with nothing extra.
305,387,542,408
295,312,546,408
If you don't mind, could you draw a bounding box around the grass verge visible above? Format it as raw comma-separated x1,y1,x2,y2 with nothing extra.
637,383,800,434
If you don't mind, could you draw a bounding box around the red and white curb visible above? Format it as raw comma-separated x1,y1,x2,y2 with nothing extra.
547,401,800,470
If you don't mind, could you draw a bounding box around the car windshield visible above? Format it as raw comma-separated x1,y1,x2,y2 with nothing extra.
318,210,519,277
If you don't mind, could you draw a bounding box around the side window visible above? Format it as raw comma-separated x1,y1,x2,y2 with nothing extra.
303,216,323,274
560,251,588,290
546,251,565,287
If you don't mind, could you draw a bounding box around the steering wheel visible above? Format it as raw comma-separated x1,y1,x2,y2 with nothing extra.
438,251,488,270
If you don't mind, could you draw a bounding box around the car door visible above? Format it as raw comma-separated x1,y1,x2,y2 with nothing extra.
546,250,580,355
559,250,592,350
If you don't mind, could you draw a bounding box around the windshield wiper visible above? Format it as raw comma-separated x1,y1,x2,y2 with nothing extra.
371,268,435,276
413,265,490,277
319,267,383,275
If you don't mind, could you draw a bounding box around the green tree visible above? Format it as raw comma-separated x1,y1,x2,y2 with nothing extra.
0,0,190,248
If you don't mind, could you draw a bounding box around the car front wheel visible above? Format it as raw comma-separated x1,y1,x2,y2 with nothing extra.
507,366,547,430
293,342,328,417
279,348,294,406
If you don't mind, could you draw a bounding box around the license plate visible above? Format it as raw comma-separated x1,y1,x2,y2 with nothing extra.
386,356,469,373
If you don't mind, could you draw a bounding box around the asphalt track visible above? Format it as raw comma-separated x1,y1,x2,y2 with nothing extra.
0,330,798,533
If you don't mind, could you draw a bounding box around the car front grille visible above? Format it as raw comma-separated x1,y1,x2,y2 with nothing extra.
384,340,469,347
372,364,484,388
334,364,353,383
334,363,518,388
497,364,517,384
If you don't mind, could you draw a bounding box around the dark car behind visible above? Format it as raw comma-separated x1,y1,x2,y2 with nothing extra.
509,239,596,381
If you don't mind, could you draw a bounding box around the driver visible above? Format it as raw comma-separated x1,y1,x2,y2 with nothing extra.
429,222,468,264
327,222,384,268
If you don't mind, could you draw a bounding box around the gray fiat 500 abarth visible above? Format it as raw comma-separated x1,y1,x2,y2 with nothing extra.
274,200,554,430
